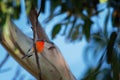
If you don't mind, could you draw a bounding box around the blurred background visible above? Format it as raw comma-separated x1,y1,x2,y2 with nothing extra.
0,0,120,80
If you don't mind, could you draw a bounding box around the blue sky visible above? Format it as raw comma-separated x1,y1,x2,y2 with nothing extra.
0,1,108,80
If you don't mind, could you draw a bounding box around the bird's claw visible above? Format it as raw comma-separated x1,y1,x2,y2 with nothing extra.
21,54,32,59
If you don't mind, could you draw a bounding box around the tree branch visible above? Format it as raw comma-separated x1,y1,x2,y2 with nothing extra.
0,8,76,80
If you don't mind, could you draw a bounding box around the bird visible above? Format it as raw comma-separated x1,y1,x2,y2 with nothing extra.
22,40,54,59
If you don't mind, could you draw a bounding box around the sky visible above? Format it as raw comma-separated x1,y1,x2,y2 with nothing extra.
0,0,108,80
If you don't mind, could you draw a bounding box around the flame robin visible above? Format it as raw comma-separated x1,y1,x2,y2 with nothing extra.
22,40,54,59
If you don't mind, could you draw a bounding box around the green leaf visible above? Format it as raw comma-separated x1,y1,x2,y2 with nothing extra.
13,6,21,19
104,9,110,36
25,1,32,15
83,19,93,41
106,32,117,64
61,3,68,13
99,0,108,3
71,25,80,41
51,0,61,13
16,0,20,6
1,2,7,13
67,17,77,40
52,24,61,39
40,0,45,13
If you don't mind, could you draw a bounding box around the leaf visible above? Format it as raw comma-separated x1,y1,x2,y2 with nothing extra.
13,6,21,19
32,0,37,9
106,32,117,64
51,0,61,13
44,12,62,23
83,19,93,41
52,24,61,39
67,17,77,40
25,1,32,15
40,0,45,13
1,2,8,13
104,9,110,36
112,9,120,27
16,0,20,6
92,33,104,42
99,0,108,3
83,50,105,80
61,3,68,13
71,25,81,41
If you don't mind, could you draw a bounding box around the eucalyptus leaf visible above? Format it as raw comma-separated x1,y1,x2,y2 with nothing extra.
52,24,62,39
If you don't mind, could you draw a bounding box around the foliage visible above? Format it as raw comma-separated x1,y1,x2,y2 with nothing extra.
44,0,120,80
1,0,120,80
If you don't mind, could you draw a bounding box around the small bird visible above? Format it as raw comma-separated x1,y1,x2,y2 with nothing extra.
22,40,54,59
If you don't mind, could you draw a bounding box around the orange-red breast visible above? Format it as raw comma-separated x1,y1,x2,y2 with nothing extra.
35,40,45,53
22,40,55,59
22,40,45,59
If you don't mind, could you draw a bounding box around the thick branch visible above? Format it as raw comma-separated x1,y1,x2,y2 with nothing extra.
0,11,76,80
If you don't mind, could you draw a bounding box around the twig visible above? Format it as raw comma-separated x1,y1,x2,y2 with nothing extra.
0,53,9,68
37,0,44,17
37,0,42,17
32,12,42,80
